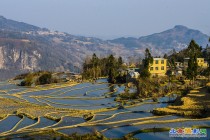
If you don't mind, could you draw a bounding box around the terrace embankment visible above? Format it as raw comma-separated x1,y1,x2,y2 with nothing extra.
0,97,91,121
153,86,210,118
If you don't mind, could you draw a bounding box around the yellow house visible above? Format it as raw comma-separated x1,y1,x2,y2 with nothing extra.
184,58,208,68
149,58,167,76
197,58,208,68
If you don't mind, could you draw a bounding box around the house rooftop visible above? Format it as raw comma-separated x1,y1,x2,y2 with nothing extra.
153,58,167,60
185,57,204,59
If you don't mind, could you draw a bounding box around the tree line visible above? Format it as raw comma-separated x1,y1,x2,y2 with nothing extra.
82,54,125,83
82,38,210,85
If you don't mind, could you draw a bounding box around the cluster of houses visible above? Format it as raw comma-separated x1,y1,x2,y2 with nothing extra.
125,57,209,82
174,58,208,76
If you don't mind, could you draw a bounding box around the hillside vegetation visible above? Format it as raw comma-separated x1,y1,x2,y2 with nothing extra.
17,71,59,86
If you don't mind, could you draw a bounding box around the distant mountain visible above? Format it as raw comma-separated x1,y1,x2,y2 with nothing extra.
0,16,43,32
110,25,209,56
0,16,130,80
0,16,209,80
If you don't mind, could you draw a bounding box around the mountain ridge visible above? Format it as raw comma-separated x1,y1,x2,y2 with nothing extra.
0,16,209,80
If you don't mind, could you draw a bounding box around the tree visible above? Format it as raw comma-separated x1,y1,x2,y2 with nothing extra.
36,73,53,85
118,56,123,66
205,37,210,81
91,53,99,79
82,54,102,79
167,40,202,64
140,48,153,78
91,53,99,66
163,54,168,59
107,55,118,83
186,41,199,85
136,79,148,97
186,56,198,80
187,40,202,57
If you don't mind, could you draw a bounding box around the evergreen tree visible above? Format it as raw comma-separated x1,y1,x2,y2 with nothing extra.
107,55,118,83
167,40,202,64
140,48,153,78
91,53,98,66
205,37,210,81
91,53,99,79
163,54,168,58
118,56,123,66
186,55,198,80
187,40,202,57
186,40,199,84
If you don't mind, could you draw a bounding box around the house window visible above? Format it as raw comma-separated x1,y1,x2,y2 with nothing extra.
161,60,164,64
155,67,158,70
155,60,159,64
150,67,153,71
161,66,164,70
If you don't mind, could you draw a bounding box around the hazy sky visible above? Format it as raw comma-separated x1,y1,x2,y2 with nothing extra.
0,0,209,39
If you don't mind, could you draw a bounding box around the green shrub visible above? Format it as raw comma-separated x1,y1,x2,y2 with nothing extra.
36,73,52,85
19,74,33,86
18,71,59,86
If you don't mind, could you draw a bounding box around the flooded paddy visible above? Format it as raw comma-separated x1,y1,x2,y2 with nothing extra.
52,116,85,128
0,115,22,133
0,79,209,139
12,116,37,131
102,120,210,138
29,117,57,129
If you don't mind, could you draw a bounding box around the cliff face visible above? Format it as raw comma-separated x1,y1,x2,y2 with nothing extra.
0,37,72,73
0,46,41,70
0,30,129,80
0,47,4,69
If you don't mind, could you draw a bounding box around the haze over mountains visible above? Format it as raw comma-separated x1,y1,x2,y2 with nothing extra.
0,16,209,80
110,25,208,55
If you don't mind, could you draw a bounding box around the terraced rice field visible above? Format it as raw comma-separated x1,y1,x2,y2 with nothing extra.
52,116,85,128
0,115,22,133
102,120,210,139
0,79,209,139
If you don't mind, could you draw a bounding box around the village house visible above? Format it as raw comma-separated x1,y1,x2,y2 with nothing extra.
184,58,208,68
125,68,140,82
149,58,167,76
171,68,183,76
197,58,208,68
175,62,184,68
